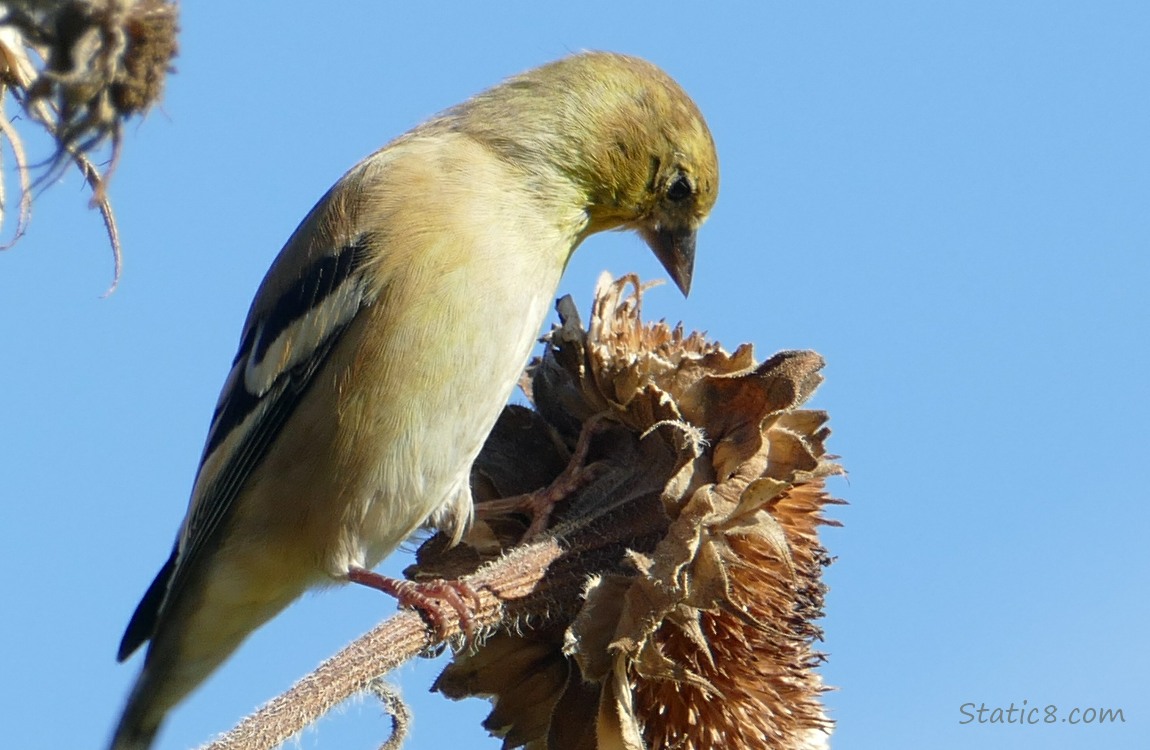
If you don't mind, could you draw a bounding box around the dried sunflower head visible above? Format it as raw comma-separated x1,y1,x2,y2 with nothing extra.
0,0,178,281
428,274,843,750
23,0,179,158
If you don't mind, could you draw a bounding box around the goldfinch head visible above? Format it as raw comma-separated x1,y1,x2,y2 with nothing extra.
454,51,719,295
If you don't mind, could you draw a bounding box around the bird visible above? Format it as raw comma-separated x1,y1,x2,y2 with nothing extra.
109,50,718,750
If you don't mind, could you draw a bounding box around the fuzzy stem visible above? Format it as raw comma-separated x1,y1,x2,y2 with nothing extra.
198,538,566,750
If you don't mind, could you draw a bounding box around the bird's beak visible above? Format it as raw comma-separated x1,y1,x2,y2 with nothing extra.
645,225,696,296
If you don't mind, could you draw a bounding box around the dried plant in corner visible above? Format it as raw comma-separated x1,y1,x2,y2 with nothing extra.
0,0,178,287
201,274,843,750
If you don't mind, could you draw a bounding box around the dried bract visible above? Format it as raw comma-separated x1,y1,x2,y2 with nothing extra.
429,274,844,750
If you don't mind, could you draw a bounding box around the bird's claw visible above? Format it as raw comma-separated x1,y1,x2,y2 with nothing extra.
347,567,481,641
478,413,610,540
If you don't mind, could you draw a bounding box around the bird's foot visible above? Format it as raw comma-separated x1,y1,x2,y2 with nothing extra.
478,414,609,539
347,567,481,641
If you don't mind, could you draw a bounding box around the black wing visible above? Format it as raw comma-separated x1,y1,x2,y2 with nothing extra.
118,237,374,660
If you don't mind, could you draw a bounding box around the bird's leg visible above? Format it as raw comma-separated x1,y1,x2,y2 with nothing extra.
346,567,481,641
478,414,609,539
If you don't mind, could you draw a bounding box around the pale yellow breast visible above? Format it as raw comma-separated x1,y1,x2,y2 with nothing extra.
326,133,582,572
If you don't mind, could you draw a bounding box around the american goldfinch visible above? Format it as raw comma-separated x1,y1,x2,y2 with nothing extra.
110,50,718,750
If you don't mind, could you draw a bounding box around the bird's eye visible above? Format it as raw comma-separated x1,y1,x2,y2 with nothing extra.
666,174,693,202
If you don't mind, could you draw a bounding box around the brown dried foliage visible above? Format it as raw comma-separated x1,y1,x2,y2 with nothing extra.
426,274,844,750
0,0,178,286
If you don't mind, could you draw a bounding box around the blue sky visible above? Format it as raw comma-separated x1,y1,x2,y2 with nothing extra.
2,2,1147,749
